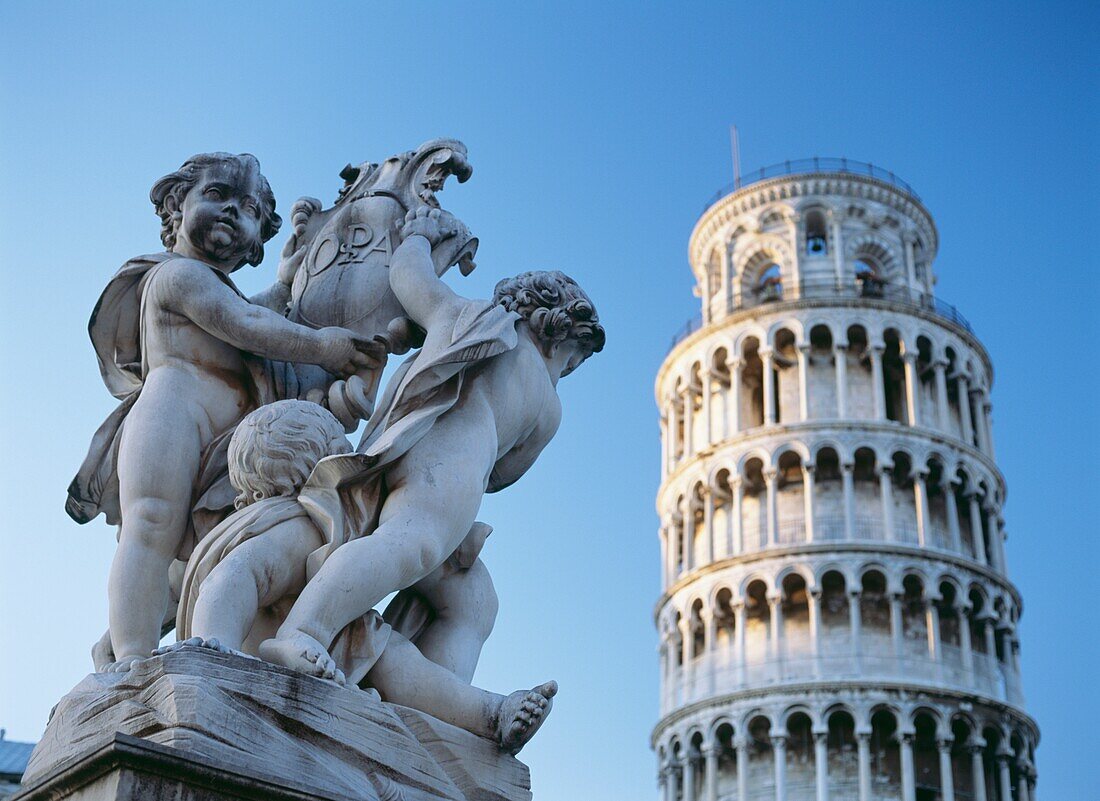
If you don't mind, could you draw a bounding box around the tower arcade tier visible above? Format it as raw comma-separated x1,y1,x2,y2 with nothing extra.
653,160,1038,801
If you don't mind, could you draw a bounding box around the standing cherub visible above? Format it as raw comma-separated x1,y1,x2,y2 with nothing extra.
67,153,382,672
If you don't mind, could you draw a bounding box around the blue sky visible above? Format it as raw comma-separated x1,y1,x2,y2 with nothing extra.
1,2,1096,798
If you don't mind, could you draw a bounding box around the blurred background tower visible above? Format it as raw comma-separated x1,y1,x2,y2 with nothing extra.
652,159,1038,801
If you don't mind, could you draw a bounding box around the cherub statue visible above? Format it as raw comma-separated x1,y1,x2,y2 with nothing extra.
66,153,384,672
257,207,605,682
168,400,553,754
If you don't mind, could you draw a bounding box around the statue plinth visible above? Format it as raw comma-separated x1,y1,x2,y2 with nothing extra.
15,647,531,801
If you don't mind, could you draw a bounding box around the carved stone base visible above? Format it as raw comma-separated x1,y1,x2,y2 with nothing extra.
15,647,531,801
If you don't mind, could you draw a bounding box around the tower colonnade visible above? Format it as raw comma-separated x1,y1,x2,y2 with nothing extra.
653,162,1037,801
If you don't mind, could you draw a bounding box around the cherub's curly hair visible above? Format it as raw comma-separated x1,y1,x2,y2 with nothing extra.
492,271,605,373
228,400,350,509
149,152,282,266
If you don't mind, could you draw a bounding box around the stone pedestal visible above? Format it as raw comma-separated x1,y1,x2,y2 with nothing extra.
15,647,531,801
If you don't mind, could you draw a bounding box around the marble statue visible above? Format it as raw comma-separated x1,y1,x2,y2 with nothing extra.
256,206,605,684
163,399,554,754
34,143,606,799
66,152,386,674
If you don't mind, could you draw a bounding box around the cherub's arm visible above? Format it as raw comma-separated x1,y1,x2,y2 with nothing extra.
389,234,464,331
160,260,381,374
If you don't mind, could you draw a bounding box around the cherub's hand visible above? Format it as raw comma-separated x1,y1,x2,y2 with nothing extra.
400,206,460,247
316,327,387,377
277,197,322,286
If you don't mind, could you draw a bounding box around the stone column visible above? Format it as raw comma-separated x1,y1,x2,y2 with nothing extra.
703,609,717,696
735,737,750,801
680,501,693,577
703,489,715,566
937,739,956,801
972,389,990,454
728,358,743,434
813,730,829,801
878,464,895,542
997,750,1013,801
803,464,816,543
889,591,904,659
669,397,681,470
772,734,788,801
761,347,777,425
913,470,931,547
984,505,1003,573
679,619,692,691
831,218,844,288
808,588,822,677
967,493,987,565
834,342,849,418
933,359,950,431
1017,764,1032,801
869,344,886,421
983,399,996,459
848,589,862,669
764,467,778,547
703,745,719,801
856,731,872,801
682,386,696,457
660,412,669,477
735,603,748,685
788,216,803,299
797,344,810,421
981,616,996,660
701,371,713,448
969,744,988,801
927,598,942,669
945,481,962,553
731,476,744,555
768,592,784,666
959,604,974,674
900,732,917,801
683,751,696,801
902,350,920,427
904,235,917,289
658,766,671,801
670,512,683,581
841,462,856,540
956,373,974,444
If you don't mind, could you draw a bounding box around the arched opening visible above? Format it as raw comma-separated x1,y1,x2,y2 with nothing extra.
808,324,835,419
870,709,902,796
846,324,874,420
686,730,704,801
786,712,815,794
715,722,739,796
690,481,706,571
916,335,935,426
902,574,930,661
714,587,736,657
689,598,705,661
687,362,703,454
805,209,828,256
944,346,963,437
819,570,849,661
852,446,879,540
925,458,950,550
826,710,858,797
713,468,732,560
756,263,783,303
860,569,891,658
740,337,765,429
855,256,885,298
814,447,843,541
950,718,977,800
982,727,1002,801
955,470,978,559
746,715,775,796
938,581,962,670
741,458,767,552
773,327,799,424
671,611,684,668
891,452,918,545
743,580,771,673
913,711,941,800
710,348,731,442
781,573,810,667
776,451,805,545
672,494,686,576
882,329,908,424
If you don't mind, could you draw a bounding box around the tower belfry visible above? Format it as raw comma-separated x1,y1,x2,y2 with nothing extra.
653,159,1038,801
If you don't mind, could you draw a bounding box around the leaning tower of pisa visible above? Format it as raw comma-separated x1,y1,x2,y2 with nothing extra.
653,160,1038,801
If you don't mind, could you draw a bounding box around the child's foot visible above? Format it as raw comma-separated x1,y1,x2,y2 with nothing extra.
101,654,147,673
259,631,346,685
152,636,257,661
496,680,557,755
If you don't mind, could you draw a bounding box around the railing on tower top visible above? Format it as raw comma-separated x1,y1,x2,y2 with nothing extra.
668,278,973,351
702,157,921,212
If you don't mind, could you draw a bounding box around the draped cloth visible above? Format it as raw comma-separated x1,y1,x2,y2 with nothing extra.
297,298,521,579
64,254,282,558
175,496,392,687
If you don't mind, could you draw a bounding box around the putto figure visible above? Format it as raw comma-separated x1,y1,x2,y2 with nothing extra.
258,207,605,682
169,400,555,754
67,153,382,672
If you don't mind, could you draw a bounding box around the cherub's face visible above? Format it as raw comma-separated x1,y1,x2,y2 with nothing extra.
176,162,265,268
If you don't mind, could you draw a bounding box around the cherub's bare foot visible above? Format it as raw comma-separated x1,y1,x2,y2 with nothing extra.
259,631,346,685
101,654,147,673
152,637,258,661
496,680,557,755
